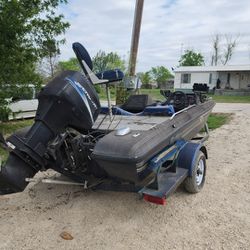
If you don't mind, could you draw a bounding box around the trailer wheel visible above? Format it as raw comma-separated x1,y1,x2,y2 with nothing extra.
184,151,206,193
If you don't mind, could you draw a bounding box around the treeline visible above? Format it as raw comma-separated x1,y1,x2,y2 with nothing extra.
0,0,240,120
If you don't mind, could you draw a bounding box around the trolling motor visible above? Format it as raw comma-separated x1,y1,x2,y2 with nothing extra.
0,70,100,194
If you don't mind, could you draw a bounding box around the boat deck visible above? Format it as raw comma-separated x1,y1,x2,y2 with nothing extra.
93,114,170,131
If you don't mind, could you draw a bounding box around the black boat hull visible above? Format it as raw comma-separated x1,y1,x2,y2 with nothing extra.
92,100,215,184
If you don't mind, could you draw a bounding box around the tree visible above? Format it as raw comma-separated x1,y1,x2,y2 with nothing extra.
138,71,152,89
179,50,204,66
211,34,239,66
140,71,151,84
40,39,61,78
92,51,126,73
59,51,126,74
58,58,81,72
150,66,173,88
221,35,238,65
211,34,220,66
0,0,70,86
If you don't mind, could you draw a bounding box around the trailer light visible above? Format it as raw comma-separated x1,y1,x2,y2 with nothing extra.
143,194,166,205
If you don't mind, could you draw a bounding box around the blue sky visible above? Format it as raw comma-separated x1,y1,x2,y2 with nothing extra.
58,0,250,72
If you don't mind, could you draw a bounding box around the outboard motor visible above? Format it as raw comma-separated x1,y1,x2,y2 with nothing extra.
0,70,100,194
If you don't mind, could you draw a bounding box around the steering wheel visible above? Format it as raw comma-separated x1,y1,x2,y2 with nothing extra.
167,91,188,111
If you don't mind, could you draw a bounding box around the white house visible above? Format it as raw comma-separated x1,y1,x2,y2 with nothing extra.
174,65,250,91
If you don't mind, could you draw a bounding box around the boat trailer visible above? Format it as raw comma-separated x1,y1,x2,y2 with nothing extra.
25,124,210,205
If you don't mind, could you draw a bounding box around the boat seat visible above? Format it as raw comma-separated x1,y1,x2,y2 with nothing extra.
96,69,124,83
72,42,93,72
120,94,154,113
72,42,124,84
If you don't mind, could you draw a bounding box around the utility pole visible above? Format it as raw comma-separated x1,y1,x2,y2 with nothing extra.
116,0,144,104
128,0,144,77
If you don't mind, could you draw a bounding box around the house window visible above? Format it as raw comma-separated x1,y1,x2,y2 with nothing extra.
181,73,191,84
209,73,212,84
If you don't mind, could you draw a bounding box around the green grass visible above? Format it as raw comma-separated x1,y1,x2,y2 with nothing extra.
0,147,8,162
0,119,33,162
0,119,33,135
98,88,166,101
207,113,232,130
140,89,165,101
207,95,250,103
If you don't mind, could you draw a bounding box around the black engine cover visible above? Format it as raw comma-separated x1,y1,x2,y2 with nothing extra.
36,70,100,134
0,70,100,194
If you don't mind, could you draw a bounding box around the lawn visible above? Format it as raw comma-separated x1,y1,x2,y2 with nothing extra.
98,88,166,101
140,89,165,101
0,119,33,135
207,95,250,103
0,119,33,162
206,113,232,130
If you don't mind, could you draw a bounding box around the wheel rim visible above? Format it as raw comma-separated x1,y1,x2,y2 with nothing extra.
196,158,204,186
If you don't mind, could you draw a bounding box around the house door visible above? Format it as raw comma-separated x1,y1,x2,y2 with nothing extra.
239,73,250,89
230,73,240,89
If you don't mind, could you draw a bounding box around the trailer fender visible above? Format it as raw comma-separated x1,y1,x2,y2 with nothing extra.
176,142,207,177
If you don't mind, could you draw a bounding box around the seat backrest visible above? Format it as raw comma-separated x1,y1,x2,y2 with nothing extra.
72,42,93,73
121,94,154,113
72,42,108,85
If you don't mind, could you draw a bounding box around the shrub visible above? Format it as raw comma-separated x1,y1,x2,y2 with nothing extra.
0,105,11,122
141,83,152,89
94,84,102,94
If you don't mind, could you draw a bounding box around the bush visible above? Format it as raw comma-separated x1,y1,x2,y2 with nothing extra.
94,84,102,94
12,85,33,101
141,83,152,89
0,83,36,121
0,105,11,122
0,94,10,121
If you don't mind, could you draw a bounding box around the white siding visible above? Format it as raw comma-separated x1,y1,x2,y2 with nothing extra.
174,72,216,89
174,73,182,88
239,73,250,89
175,65,250,72
174,66,250,90
230,73,240,89
218,73,228,89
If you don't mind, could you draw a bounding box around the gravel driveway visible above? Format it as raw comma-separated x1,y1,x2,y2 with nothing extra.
0,103,250,250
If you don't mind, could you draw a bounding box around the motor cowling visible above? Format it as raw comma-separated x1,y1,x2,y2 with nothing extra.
0,70,100,194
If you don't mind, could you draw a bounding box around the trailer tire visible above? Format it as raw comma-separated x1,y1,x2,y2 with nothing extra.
184,151,206,193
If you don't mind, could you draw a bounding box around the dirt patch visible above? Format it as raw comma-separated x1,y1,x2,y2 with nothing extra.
0,111,250,250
